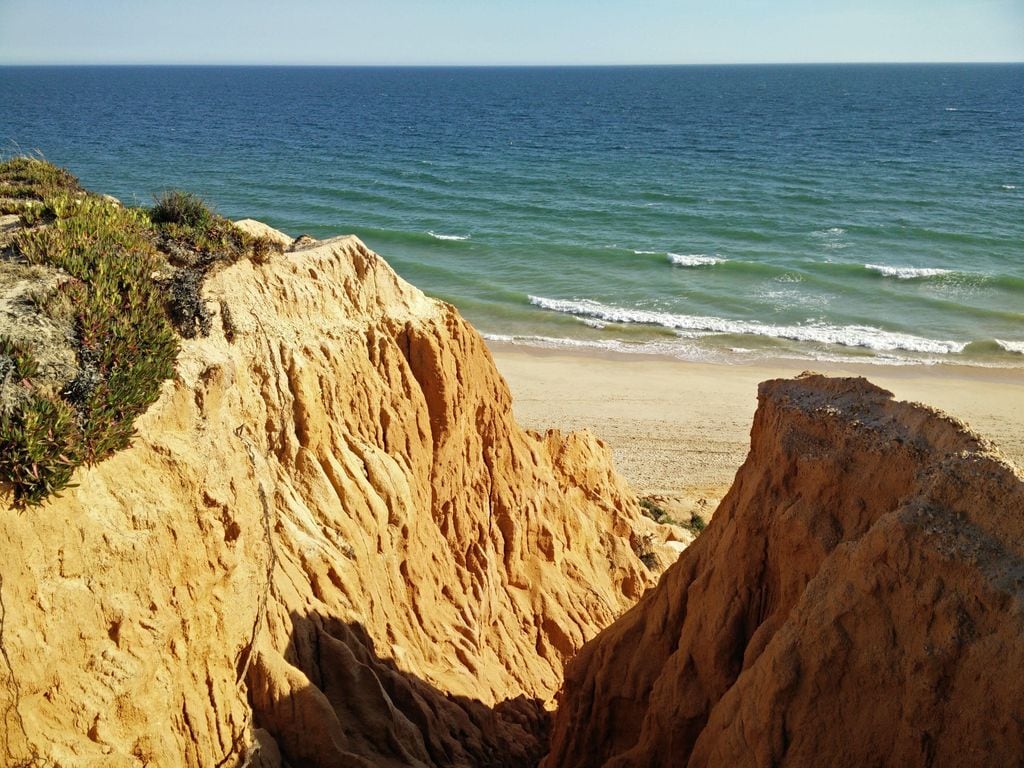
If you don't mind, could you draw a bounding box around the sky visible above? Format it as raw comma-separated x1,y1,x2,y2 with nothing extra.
1,0,1022,65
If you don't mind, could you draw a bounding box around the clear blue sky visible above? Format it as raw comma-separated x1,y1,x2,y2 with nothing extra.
2,0,1022,65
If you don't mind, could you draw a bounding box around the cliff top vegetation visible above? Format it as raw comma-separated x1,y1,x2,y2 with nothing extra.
0,156,281,505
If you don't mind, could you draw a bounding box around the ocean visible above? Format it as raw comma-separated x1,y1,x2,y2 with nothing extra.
2,64,1022,366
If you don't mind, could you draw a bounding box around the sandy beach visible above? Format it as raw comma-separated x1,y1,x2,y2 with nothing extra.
491,343,1024,518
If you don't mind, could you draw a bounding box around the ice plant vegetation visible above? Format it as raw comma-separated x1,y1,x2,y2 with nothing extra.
0,157,279,504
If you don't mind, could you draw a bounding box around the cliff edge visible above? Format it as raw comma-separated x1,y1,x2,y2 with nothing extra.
544,374,1024,768
0,231,669,767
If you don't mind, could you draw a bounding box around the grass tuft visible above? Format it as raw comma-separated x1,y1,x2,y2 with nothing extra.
151,190,249,267
638,495,708,537
150,190,213,228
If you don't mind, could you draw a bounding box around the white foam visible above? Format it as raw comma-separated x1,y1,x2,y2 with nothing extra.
632,250,724,266
527,295,966,355
945,107,959,112
667,253,724,267
814,228,848,248
485,330,1024,369
864,264,953,279
1002,184,1018,190
995,339,1024,354
427,231,470,241
482,332,700,358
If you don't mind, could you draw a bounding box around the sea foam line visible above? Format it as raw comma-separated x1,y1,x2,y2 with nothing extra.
483,332,1024,369
527,295,965,354
995,339,1024,354
864,264,953,280
427,231,470,241
667,253,724,267
482,332,695,358
633,250,724,266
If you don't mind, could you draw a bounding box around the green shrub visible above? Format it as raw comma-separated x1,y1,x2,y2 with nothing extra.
638,497,671,524
0,393,82,506
151,191,253,278
150,189,213,228
0,336,40,382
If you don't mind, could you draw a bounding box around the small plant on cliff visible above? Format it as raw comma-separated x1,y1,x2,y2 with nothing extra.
149,189,271,337
151,190,248,264
150,189,213,228
249,234,285,265
634,531,659,570
0,393,82,506
638,497,671,524
0,336,39,383
687,513,707,534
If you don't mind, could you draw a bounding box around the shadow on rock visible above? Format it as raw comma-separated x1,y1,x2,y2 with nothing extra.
246,611,549,768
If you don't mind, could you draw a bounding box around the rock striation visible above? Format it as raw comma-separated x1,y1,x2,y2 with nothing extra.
544,374,1024,768
0,231,669,767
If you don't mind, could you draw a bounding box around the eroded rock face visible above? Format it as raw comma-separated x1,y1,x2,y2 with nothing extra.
543,374,1024,768
0,234,666,767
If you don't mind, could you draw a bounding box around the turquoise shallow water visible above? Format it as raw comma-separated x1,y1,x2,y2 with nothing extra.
2,65,1022,365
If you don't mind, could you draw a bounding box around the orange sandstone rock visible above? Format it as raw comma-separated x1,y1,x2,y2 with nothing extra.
0,233,667,767
544,374,1024,768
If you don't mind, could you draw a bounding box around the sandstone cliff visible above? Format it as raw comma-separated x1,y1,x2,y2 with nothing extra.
0,232,669,767
544,374,1024,768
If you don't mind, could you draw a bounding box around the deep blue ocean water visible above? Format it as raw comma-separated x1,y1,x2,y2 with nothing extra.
2,65,1022,365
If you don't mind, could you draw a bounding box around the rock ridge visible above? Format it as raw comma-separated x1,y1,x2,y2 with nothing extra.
543,373,1024,768
0,230,669,766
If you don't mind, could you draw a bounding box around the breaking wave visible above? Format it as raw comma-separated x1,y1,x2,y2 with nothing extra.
527,295,966,355
427,231,470,241
667,253,725,267
864,264,954,280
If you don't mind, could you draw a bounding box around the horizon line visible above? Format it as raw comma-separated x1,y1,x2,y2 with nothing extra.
1,60,1022,68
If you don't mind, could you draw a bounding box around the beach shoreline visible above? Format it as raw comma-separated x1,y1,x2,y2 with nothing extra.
489,340,1024,520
